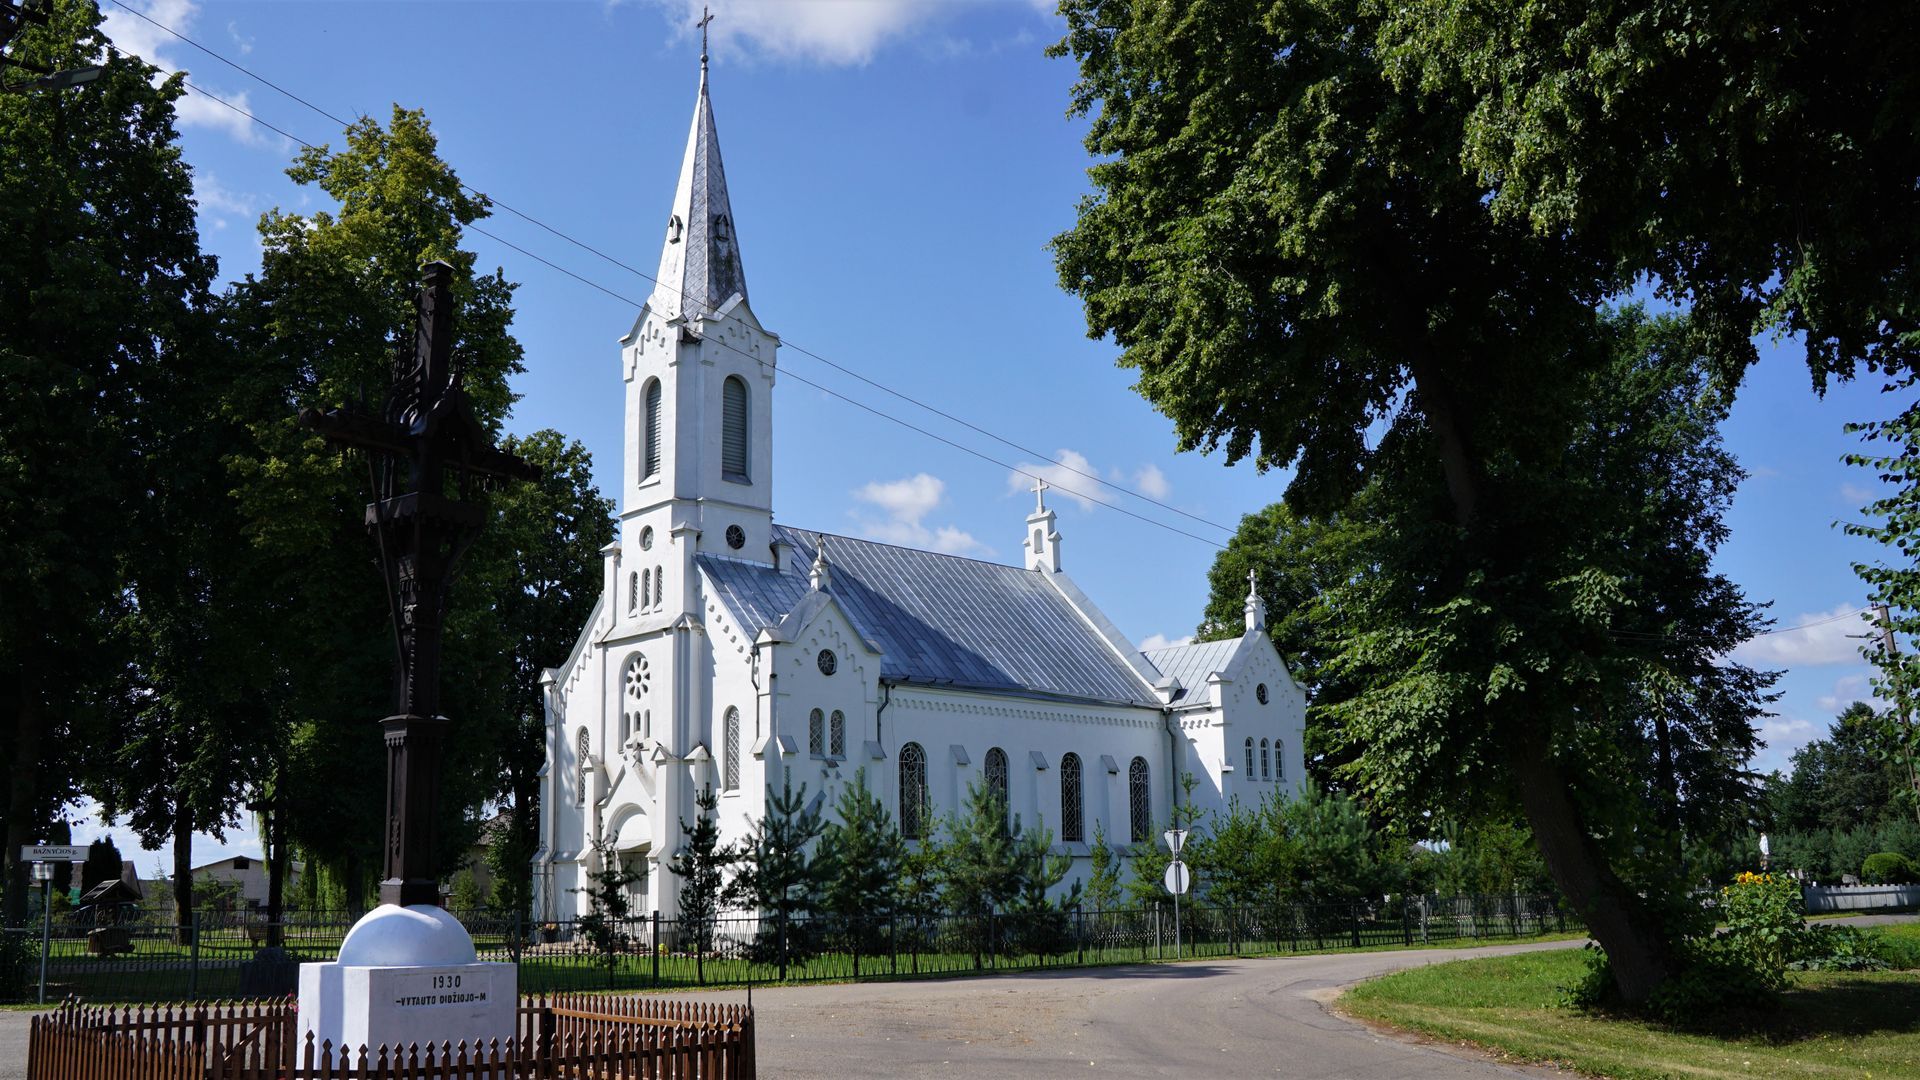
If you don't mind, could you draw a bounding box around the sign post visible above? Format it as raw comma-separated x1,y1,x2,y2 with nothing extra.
21,847,82,1006
1163,829,1190,960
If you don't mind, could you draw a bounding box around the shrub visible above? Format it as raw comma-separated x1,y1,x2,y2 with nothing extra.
1862,852,1916,884
1790,926,1890,972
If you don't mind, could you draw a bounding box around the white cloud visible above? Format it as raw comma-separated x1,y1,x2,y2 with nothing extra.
1137,632,1194,652
1134,464,1171,500
1730,605,1873,668
1008,448,1099,511
101,0,272,146
1840,481,1876,506
193,173,257,220
1815,672,1887,715
851,473,988,557
637,0,946,66
227,20,254,56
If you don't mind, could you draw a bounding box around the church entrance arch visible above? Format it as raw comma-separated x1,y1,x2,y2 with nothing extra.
606,805,652,914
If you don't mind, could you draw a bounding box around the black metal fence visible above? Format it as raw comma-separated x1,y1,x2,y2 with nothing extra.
0,894,1576,1004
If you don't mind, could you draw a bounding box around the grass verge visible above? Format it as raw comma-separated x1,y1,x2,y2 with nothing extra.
1340,947,1920,1079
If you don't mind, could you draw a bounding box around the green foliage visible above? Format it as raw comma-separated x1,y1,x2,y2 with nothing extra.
0,0,215,926
666,787,736,955
725,776,825,968
1862,852,1917,885
1790,926,1891,973
1771,703,1909,834
80,839,123,895
572,845,643,977
447,868,485,912
1052,0,1782,1004
817,768,906,951
1717,872,1805,991
1082,822,1126,912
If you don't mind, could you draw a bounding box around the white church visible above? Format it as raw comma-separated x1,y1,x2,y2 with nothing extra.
532,62,1306,921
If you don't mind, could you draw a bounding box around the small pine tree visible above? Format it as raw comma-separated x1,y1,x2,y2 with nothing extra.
1126,772,1205,908
571,845,644,980
725,775,826,974
1084,822,1126,912
667,786,737,964
818,768,907,958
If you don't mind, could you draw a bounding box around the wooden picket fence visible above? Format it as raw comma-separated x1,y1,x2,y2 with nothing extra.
26,994,753,1079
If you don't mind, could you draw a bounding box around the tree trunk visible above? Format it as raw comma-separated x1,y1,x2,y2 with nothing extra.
171,804,194,945
1508,723,1672,1000
1411,362,1675,1004
266,804,287,946
3,680,44,928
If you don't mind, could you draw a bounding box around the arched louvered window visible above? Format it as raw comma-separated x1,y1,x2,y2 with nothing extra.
829,710,846,758
575,729,590,806
654,565,664,609
723,707,741,791
1260,739,1270,781
640,569,650,611
808,709,825,757
984,747,1009,827
642,379,663,479
722,375,749,481
1128,757,1151,843
1245,737,1255,776
1274,738,1285,782
1060,752,1084,843
628,572,639,614
900,742,928,839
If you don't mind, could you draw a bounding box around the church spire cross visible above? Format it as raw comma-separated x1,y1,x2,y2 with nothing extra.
1244,569,1268,634
1030,478,1050,513
697,6,713,71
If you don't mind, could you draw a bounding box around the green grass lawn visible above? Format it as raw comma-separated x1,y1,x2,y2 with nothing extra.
1342,947,1920,1079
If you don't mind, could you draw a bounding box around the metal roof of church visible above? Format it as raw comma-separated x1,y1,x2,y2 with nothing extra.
1142,637,1245,707
698,526,1161,707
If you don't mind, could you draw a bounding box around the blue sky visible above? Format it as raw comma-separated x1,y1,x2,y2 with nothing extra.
75,0,1904,869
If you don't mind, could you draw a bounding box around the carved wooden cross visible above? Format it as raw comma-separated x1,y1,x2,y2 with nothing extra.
302,262,539,908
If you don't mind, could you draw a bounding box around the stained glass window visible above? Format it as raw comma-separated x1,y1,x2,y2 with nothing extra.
829,710,845,757
1274,739,1285,782
1260,739,1270,781
984,747,1009,831
808,709,825,756
1245,737,1255,776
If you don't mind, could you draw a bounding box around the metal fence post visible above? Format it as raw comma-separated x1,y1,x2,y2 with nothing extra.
651,911,660,986
1402,898,1413,947
1349,903,1362,949
1153,902,1162,961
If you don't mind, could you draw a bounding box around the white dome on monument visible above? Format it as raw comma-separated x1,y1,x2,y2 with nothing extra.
335,904,477,967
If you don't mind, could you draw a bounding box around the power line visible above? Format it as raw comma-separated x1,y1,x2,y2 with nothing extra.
102,0,1236,537
104,36,1229,550
1607,606,1869,645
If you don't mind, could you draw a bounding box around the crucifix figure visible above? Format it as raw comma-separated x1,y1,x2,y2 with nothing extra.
302,262,539,908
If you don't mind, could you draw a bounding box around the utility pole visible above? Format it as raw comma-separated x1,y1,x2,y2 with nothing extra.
1872,604,1920,826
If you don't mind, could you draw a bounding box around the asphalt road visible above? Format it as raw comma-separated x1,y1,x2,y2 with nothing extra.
4,917,1909,1079
0,939,1577,1079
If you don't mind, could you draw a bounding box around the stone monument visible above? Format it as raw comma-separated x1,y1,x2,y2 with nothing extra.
296,262,538,1053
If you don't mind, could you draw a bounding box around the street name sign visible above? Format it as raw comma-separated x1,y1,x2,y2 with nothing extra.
20,846,86,862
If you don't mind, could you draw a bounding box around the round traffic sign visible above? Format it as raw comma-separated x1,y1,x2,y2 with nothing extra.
1163,861,1191,895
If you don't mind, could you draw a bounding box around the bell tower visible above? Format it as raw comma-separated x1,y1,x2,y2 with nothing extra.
616,51,780,631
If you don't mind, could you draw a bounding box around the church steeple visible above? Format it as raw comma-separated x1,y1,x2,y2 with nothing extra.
653,53,748,321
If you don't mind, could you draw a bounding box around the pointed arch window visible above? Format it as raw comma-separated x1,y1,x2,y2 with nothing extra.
983,747,1009,826
575,729,590,807
1260,739,1270,781
642,379,663,479
829,710,846,758
808,709,825,757
722,375,750,482
723,707,741,791
1245,737,1255,776
900,742,928,839
1274,739,1285,782
1060,752,1084,843
1128,757,1151,843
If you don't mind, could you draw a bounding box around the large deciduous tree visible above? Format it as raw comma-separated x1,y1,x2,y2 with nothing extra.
1051,1,1772,1002
0,0,215,926
221,106,529,904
